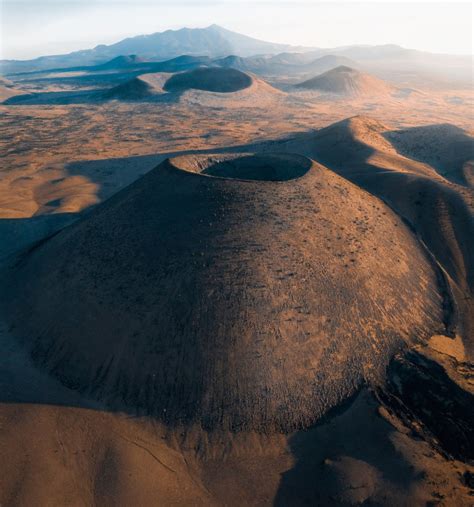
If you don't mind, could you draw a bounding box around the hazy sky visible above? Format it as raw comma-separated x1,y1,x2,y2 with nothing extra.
1,1,472,60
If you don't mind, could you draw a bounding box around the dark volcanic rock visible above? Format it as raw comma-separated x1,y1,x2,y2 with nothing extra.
384,350,474,461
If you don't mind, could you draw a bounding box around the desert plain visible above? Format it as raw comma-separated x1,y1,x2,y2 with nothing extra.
0,25,473,506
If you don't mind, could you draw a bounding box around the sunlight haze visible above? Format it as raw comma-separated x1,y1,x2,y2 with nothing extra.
1,1,472,59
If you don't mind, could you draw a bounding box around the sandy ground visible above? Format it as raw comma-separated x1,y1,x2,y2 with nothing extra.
0,80,472,219
1,318,473,506
0,71,473,505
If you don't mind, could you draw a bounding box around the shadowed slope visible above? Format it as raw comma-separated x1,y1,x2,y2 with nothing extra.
296,65,394,97
2,153,444,431
385,124,474,188
281,116,474,351
104,77,157,100
96,54,145,70
104,74,166,100
164,67,253,93
213,55,252,71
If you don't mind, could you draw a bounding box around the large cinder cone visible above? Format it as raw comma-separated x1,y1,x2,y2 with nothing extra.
3,153,444,431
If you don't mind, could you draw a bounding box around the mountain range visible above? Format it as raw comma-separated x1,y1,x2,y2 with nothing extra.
0,25,303,73
1,25,472,87
0,24,472,79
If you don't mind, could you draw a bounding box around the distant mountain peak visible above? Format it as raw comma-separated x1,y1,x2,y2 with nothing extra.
1,25,306,74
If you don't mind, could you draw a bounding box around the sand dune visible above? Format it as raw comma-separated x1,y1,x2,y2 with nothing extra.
0,169,100,217
296,65,394,97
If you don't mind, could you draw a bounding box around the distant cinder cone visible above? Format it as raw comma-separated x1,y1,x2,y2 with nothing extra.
296,66,394,97
163,67,253,93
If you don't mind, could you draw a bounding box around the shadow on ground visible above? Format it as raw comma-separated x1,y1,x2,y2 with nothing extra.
384,123,474,188
274,390,416,505
3,88,183,105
